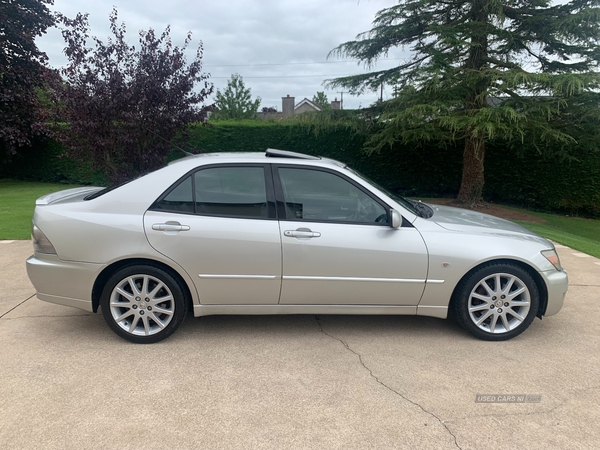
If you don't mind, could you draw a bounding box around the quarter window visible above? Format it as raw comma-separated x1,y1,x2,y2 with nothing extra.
153,175,194,213
278,168,388,224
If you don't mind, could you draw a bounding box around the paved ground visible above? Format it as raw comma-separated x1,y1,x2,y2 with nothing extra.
0,240,599,450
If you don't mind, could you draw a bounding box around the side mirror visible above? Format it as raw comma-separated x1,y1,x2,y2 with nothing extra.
390,209,402,229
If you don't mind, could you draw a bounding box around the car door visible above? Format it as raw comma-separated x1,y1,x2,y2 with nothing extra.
144,164,282,305
274,165,428,306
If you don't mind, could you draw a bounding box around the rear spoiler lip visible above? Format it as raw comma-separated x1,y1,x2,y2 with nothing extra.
36,187,104,205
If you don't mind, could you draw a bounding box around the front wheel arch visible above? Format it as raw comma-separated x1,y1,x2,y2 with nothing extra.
449,259,548,322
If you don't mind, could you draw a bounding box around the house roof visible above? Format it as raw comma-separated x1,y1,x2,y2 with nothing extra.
294,98,322,111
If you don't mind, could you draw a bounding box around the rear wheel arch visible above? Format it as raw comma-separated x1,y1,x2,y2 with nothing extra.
92,258,194,314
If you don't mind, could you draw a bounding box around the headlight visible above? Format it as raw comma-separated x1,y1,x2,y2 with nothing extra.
32,223,57,255
541,249,562,271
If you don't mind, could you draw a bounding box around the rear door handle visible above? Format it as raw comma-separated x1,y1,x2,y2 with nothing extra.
284,228,321,239
152,222,190,232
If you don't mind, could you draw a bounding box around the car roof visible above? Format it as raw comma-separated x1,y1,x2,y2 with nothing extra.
168,149,345,168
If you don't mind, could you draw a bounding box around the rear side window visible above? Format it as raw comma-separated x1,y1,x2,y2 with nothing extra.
194,167,268,218
153,166,268,219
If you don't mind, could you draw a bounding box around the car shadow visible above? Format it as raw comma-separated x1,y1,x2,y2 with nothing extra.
174,313,469,342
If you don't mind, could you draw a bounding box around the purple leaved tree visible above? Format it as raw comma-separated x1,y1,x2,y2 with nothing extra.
50,8,213,182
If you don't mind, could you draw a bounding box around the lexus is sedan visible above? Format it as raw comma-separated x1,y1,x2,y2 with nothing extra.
27,149,568,343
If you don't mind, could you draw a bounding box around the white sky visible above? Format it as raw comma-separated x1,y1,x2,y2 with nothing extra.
36,0,409,111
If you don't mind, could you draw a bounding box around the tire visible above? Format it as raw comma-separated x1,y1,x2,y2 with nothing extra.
452,263,540,341
100,265,188,343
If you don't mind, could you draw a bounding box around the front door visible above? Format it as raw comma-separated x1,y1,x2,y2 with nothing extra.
274,166,428,305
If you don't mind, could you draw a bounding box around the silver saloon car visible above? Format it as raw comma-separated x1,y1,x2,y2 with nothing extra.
27,149,568,343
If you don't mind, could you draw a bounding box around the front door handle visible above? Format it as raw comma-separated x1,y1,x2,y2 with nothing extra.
152,221,190,232
284,228,321,239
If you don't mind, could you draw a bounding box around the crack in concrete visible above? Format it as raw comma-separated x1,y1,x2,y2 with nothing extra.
0,294,35,319
315,315,462,450
569,284,600,287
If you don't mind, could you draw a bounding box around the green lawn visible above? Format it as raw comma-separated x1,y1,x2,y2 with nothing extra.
514,211,600,259
0,180,82,240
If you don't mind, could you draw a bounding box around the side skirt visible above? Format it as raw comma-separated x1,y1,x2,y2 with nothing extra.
193,304,448,319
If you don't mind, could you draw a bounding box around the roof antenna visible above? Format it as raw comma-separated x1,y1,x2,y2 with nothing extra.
144,127,195,157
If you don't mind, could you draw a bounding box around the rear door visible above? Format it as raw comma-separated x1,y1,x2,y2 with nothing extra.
144,164,282,305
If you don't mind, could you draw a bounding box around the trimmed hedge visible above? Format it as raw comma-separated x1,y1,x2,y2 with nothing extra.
181,121,464,197
183,121,600,217
485,143,600,218
2,121,599,217
0,137,107,185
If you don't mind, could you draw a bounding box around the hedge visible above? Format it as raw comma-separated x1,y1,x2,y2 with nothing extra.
0,137,107,185
183,121,600,217
2,120,599,217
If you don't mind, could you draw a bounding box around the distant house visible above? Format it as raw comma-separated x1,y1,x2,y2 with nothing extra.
293,98,322,114
258,95,341,120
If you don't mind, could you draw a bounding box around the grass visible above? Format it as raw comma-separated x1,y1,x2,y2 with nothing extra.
1,180,599,258
514,212,600,259
0,180,82,240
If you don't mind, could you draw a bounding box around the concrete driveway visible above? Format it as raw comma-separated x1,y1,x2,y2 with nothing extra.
1,240,599,449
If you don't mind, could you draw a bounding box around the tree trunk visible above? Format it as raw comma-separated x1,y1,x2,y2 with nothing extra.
456,133,485,206
455,0,489,206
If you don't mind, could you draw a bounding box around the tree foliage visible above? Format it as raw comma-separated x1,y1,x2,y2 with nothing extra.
327,0,600,205
49,8,213,182
0,0,54,158
312,91,331,109
214,73,261,119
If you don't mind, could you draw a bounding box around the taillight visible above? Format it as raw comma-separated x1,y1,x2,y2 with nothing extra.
32,223,57,255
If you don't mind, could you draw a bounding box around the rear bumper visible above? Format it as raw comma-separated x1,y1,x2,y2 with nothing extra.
26,254,103,313
542,269,568,317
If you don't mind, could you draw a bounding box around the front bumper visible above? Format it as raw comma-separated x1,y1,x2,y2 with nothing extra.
542,269,568,316
26,254,104,313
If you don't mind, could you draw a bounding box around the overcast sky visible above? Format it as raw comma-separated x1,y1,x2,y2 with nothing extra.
36,0,409,111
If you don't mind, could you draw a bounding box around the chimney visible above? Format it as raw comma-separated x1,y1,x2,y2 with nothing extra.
282,95,295,118
331,97,341,110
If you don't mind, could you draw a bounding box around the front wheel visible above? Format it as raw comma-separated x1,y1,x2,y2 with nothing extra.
452,263,540,341
100,265,187,343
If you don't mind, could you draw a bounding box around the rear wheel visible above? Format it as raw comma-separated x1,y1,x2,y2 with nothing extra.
100,265,187,343
452,263,539,341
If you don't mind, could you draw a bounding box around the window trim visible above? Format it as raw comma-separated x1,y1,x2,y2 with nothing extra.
149,163,277,220
272,164,393,226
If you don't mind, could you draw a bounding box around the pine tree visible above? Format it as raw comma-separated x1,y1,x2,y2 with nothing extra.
328,0,600,205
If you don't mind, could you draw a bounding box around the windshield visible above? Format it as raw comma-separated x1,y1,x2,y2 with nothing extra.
344,166,421,215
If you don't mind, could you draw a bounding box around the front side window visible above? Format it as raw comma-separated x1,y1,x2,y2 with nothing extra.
278,167,388,224
153,166,269,219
